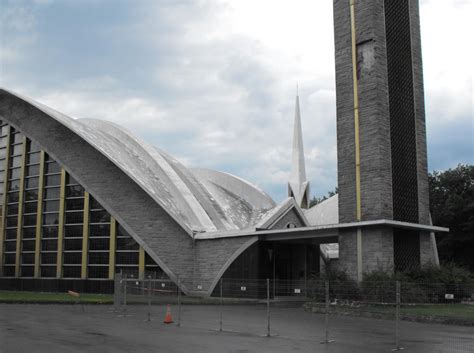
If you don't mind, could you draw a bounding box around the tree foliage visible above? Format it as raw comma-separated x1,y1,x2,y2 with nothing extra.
429,164,474,271
309,187,338,208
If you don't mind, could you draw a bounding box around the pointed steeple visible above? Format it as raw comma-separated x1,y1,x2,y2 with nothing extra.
288,90,310,208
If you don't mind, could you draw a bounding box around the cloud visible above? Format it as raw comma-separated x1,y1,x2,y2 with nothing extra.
0,0,471,203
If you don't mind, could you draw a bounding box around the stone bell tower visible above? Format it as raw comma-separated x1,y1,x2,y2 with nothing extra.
333,0,438,280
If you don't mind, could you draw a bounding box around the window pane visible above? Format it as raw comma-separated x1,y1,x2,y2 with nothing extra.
26,152,40,165
2,266,15,277
116,237,139,251
116,252,139,265
65,198,84,211
7,203,18,216
43,200,59,212
7,191,19,203
115,267,138,278
44,187,60,200
23,214,37,226
8,168,21,180
4,253,16,264
42,226,58,239
66,174,78,185
22,239,36,252
9,156,22,168
45,174,61,187
66,185,84,197
63,266,81,278
12,133,23,144
10,144,23,156
40,266,56,277
90,210,110,224
90,197,104,210
87,266,108,279
22,227,36,239
28,140,41,153
24,201,38,214
63,252,82,265
21,253,35,264
25,177,39,189
89,238,109,251
64,239,82,251
65,211,83,224
43,213,59,225
6,215,17,227
41,253,57,264
8,180,20,191
5,228,17,239
41,239,57,251
21,266,34,277
89,224,110,237
45,162,60,174
64,225,83,238
24,189,38,201
26,164,40,176
4,240,16,252
88,252,109,265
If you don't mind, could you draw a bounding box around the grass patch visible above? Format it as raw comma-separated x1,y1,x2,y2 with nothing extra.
400,304,474,321
305,302,474,326
0,290,113,304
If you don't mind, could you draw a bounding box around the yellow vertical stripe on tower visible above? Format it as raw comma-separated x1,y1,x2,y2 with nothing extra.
0,125,12,276
138,246,145,280
350,0,362,222
56,168,66,278
108,217,116,280
14,136,28,277
81,191,90,279
350,0,363,282
34,151,45,278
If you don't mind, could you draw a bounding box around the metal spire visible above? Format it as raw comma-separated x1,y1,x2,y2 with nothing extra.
288,90,310,208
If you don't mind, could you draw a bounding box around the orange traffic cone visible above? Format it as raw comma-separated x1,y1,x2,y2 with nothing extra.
163,304,174,324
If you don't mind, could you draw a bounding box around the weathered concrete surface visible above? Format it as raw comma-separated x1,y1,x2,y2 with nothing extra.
0,89,254,295
1,304,473,353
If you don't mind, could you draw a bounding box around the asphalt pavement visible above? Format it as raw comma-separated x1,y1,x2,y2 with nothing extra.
0,304,472,353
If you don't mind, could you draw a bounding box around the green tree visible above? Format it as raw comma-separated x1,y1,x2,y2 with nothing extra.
429,164,474,271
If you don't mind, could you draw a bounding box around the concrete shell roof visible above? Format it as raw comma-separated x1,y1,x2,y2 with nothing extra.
5,89,275,234
304,194,339,259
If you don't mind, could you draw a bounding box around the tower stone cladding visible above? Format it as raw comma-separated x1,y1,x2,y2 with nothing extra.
333,0,433,275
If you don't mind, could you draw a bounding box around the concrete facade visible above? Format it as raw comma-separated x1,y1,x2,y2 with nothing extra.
0,90,256,294
333,0,437,278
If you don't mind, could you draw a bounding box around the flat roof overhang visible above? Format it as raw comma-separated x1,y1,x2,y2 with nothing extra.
195,219,449,241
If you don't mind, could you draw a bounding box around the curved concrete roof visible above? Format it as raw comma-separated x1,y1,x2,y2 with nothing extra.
78,118,275,233
2,89,275,234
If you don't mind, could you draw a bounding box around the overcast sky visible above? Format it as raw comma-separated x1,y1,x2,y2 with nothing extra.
1,0,472,202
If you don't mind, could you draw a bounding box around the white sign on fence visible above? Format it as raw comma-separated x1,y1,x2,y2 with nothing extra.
197,285,202,290
445,293,454,300
240,286,247,291
294,288,301,294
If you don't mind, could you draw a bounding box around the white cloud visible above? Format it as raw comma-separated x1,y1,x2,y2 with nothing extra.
1,0,472,201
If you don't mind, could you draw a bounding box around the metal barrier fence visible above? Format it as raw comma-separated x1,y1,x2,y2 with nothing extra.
112,274,474,352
